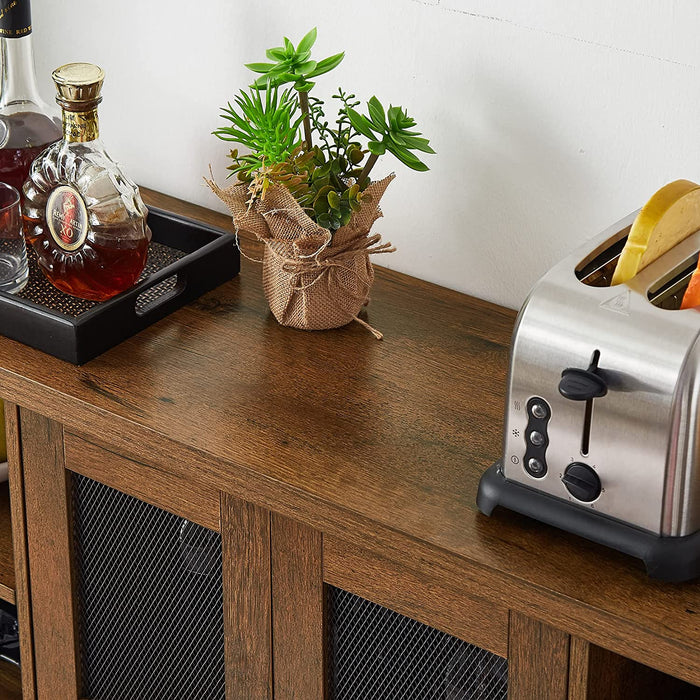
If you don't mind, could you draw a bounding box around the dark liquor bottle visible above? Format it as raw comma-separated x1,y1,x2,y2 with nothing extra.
23,63,151,301
0,0,61,193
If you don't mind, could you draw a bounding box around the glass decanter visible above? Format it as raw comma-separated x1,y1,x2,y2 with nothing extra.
22,63,150,301
0,0,61,194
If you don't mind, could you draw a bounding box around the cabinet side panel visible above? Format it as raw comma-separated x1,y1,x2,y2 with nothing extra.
5,402,35,700
508,611,569,700
20,409,79,699
271,513,324,700
221,492,272,700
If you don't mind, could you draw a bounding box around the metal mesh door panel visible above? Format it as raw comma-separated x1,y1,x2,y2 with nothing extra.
72,474,225,700
327,586,508,700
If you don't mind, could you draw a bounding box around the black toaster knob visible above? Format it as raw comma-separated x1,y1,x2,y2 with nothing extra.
558,368,607,401
562,462,601,502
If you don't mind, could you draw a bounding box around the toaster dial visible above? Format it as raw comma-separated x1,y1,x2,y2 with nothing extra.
562,462,601,503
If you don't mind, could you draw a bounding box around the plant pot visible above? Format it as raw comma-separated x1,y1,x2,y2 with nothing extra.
207,174,395,337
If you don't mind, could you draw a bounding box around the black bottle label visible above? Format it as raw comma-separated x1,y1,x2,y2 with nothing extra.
0,0,31,37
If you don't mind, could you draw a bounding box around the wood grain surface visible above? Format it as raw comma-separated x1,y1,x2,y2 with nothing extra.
19,410,79,699
509,612,569,700
323,534,508,657
4,403,33,699
271,514,324,700
0,188,696,686
569,637,700,700
64,431,220,531
221,492,272,699
0,481,14,605
0,659,21,700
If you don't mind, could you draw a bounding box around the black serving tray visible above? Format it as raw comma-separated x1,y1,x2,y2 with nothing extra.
0,206,240,364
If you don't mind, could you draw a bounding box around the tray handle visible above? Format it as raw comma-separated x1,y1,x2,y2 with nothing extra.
134,270,187,318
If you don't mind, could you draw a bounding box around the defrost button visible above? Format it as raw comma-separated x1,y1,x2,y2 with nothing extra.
529,430,545,447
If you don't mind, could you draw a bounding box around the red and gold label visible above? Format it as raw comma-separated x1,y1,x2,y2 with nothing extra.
46,186,88,252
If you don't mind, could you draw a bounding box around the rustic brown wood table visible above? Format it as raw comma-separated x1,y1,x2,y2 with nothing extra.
0,190,696,698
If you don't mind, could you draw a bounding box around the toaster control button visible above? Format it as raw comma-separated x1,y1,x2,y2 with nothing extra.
527,458,545,476
559,368,607,401
562,463,601,502
529,430,545,447
530,402,548,419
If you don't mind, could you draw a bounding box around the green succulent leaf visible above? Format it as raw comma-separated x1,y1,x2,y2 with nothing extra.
266,47,286,61
245,62,275,74
306,52,345,78
297,61,317,75
348,147,364,165
317,212,332,228
387,105,402,131
387,144,429,171
327,190,341,210
284,37,295,56
367,140,386,155
398,135,435,154
367,96,387,130
297,27,317,53
346,108,376,140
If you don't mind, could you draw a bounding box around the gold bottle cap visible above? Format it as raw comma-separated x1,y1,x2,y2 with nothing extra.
52,63,105,111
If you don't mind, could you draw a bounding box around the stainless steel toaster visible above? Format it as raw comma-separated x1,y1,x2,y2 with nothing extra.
477,209,700,581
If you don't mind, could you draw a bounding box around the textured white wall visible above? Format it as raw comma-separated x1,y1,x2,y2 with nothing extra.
31,0,700,309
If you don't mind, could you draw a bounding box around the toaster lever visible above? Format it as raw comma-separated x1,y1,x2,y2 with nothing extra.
558,367,608,401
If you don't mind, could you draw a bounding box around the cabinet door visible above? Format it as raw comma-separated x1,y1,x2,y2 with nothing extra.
21,414,274,700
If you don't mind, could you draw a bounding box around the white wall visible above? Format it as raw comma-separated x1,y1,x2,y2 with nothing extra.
32,1,700,309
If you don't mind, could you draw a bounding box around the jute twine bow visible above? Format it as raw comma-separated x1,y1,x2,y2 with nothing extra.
206,173,396,339
266,232,396,339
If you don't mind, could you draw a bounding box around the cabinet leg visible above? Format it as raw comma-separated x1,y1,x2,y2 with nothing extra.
5,403,35,700
271,513,324,700
221,492,273,699
508,611,569,700
19,409,79,699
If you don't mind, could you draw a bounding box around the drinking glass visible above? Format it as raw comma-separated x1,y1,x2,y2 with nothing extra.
0,183,28,294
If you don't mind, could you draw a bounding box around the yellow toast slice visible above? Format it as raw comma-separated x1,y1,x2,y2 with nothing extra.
611,179,700,285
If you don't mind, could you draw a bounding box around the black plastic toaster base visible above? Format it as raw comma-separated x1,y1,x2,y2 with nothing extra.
477,462,700,583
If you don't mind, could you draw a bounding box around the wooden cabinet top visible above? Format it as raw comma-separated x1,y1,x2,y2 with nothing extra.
2,190,698,685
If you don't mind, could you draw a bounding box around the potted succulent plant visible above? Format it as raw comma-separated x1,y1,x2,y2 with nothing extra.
207,28,434,338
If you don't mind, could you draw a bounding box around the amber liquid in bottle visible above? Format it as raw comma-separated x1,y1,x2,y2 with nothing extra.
23,63,150,302
24,217,150,301
0,112,60,192
0,1,61,195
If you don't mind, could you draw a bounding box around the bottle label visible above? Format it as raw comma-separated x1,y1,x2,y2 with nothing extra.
0,0,31,37
46,186,88,252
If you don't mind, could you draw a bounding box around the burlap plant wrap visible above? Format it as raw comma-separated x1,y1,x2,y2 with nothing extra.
207,174,396,338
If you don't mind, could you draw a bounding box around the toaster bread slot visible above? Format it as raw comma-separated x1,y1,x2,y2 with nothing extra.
575,227,630,287
647,252,698,310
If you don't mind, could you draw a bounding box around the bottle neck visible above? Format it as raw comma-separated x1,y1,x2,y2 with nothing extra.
0,35,42,108
62,108,99,143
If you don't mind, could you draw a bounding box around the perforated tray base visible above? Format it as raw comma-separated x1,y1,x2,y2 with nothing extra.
18,243,187,317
